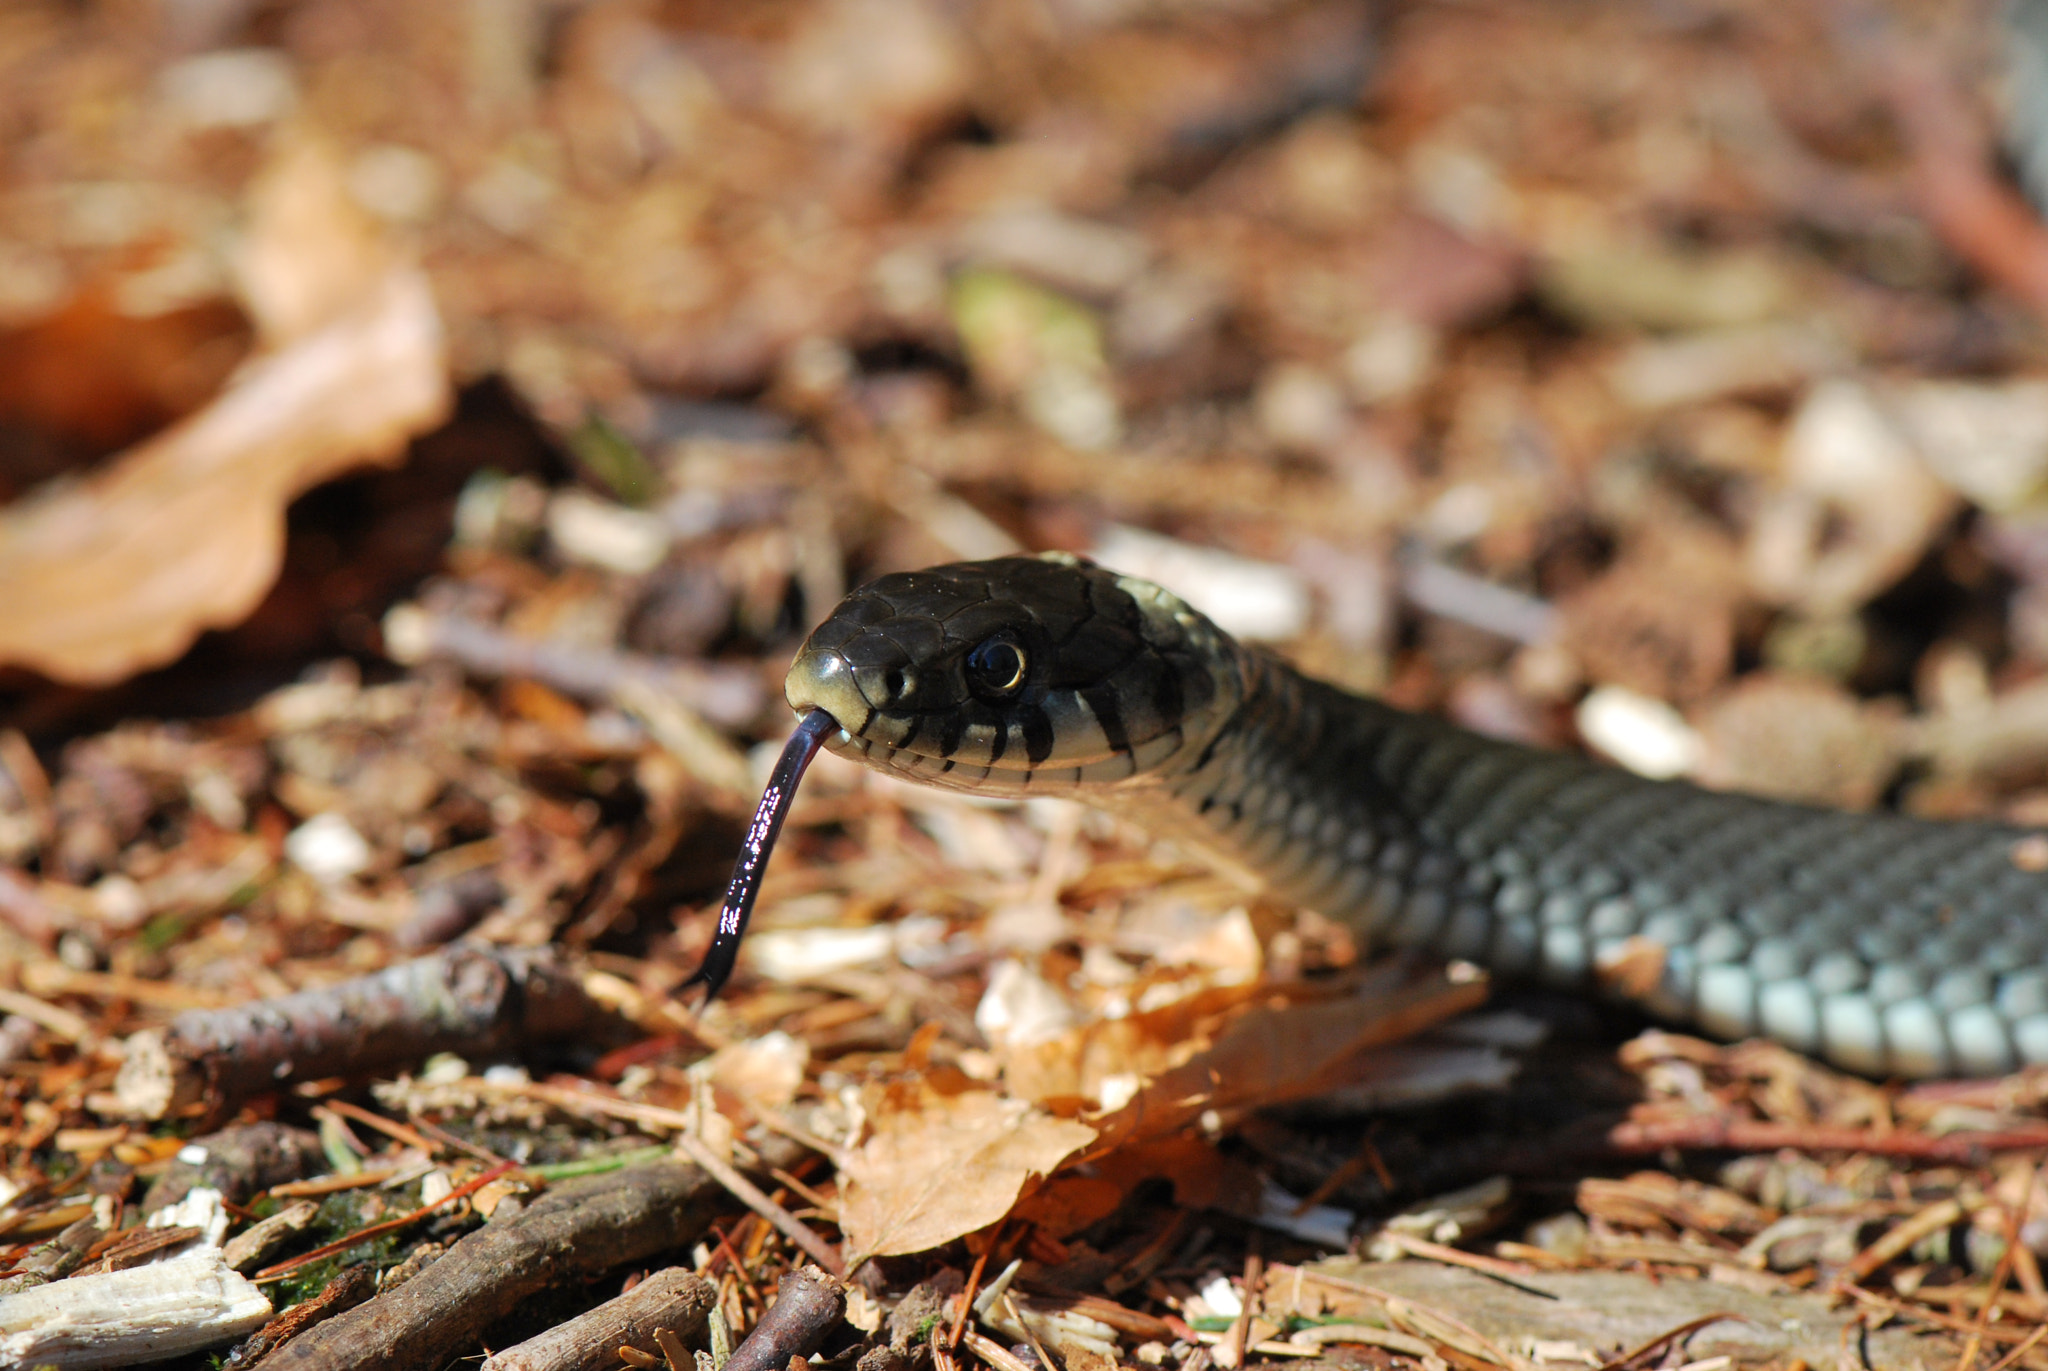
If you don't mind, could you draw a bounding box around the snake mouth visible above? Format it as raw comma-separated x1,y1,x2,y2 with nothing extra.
784,641,1193,795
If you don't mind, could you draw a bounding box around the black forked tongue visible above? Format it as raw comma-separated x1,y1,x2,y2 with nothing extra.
683,708,837,1002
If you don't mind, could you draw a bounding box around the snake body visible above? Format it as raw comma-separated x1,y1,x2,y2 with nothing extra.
785,553,2048,1079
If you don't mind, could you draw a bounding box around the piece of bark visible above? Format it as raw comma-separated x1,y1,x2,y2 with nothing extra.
393,868,505,950
80,1224,204,1276
224,1263,377,1369
142,1122,323,1212
115,944,601,1120
1299,1258,1943,1369
377,1240,444,1293
721,1268,847,1371
381,603,766,728
222,1200,321,1274
886,1272,961,1352
478,1267,716,1371
0,1246,273,1369
0,1213,107,1294
856,1346,909,1371
259,1157,743,1371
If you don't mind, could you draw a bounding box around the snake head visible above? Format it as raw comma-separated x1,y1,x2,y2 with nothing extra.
786,552,1240,796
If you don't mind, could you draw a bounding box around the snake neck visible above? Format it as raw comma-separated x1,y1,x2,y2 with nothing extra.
1107,646,1508,934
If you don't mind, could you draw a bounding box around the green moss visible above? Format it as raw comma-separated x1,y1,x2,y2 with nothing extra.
137,912,188,952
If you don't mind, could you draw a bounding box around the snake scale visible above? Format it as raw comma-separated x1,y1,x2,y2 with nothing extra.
742,552,2048,1080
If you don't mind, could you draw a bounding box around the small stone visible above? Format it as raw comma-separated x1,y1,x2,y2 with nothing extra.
284,813,372,884
1344,314,1440,403
546,490,671,575
1254,362,1349,453
1576,686,1701,780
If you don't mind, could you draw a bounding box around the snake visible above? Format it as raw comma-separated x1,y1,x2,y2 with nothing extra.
702,552,2048,1080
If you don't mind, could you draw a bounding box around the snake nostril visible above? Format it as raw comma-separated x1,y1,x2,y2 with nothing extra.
885,667,912,698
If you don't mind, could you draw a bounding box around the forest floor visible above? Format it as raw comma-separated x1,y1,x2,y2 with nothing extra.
4,1,2048,1368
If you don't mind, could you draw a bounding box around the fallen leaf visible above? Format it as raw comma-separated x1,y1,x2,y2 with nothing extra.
0,131,448,686
1000,979,1277,1110
1081,967,1487,1153
837,1078,1096,1260
0,267,448,684
703,1030,809,1111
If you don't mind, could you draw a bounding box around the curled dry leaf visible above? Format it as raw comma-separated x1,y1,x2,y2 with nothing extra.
1083,969,1487,1153
836,1078,1096,1260
0,132,447,687
999,967,1487,1155
0,266,448,684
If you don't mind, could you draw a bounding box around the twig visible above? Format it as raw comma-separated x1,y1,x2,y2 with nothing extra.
504,1079,698,1133
1001,1291,1057,1371
1957,1170,2034,1371
399,1113,508,1167
1607,1116,2048,1163
671,1133,844,1278
143,1122,324,1212
1836,1282,2048,1344
949,1237,995,1350
115,944,602,1121
318,1100,440,1156
961,1329,1038,1371
382,603,764,728
225,1263,377,1368
717,1267,845,1371
478,1268,716,1371
1594,1312,1749,1371
0,988,93,1047
1370,1231,1551,1288
1984,1325,2048,1371
254,1160,520,1282
250,1155,762,1370
1218,1253,1261,1370
1831,1197,1966,1292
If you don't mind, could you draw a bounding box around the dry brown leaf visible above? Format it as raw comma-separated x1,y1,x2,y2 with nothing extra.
837,1078,1096,1260
0,267,447,684
235,133,403,347
0,132,446,686
1079,968,1488,1154
1000,979,1278,1108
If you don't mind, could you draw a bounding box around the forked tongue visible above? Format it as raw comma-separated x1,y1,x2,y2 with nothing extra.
682,708,837,1001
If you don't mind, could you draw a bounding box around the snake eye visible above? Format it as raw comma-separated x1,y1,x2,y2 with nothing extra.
965,636,1027,700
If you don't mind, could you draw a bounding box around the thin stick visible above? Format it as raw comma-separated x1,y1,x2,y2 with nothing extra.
254,1160,519,1281
1984,1325,2048,1371
671,1132,844,1278
318,1099,440,1156
1957,1170,2035,1371
401,1112,509,1166
685,709,837,1001
1594,1312,1749,1371
950,1239,995,1349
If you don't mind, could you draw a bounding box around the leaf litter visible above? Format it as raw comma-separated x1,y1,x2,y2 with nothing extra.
5,2,2048,1370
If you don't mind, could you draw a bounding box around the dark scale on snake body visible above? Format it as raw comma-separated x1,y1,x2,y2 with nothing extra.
699,552,2048,1080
